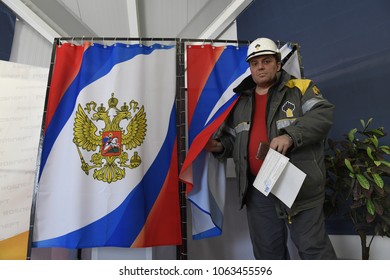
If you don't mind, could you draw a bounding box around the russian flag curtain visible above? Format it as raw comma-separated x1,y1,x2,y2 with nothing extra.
180,44,249,239
32,42,182,248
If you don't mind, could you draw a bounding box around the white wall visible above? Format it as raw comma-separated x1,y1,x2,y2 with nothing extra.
330,235,390,260
187,177,255,259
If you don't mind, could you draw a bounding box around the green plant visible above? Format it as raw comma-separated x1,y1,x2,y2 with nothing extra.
325,118,390,259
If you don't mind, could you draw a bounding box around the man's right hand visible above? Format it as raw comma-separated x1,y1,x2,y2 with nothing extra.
204,139,224,153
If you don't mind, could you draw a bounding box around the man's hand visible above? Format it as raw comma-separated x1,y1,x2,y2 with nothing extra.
204,139,224,153
269,134,293,155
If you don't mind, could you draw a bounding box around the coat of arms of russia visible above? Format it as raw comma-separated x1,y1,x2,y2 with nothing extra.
73,93,147,183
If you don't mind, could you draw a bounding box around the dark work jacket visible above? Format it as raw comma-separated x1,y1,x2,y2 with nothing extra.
216,70,334,216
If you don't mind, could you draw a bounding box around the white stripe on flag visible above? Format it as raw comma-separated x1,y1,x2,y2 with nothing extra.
205,68,250,125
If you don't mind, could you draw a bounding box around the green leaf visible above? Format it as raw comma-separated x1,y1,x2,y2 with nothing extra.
371,135,379,148
372,173,384,188
380,161,390,168
380,146,390,155
371,129,385,136
344,158,354,173
367,147,374,161
367,118,373,127
356,174,370,189
348,128,357,142
374,161,382,167
360,119,365,129
362,118,373,130
366,199,375,216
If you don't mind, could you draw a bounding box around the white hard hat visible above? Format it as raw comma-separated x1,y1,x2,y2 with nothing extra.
246,37,280,62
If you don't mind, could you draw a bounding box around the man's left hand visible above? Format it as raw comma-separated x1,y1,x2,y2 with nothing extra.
269,134,293,155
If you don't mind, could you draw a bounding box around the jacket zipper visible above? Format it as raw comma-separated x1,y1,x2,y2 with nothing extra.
287,214,292,224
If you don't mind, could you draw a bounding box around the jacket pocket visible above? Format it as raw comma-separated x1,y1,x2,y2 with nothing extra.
292,159,324,201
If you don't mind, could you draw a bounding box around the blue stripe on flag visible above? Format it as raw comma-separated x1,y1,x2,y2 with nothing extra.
193,228,222,240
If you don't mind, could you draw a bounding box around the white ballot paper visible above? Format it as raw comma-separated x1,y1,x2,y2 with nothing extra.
253,148,306,208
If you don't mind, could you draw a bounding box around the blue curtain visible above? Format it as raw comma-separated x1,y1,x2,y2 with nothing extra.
0,2,16,61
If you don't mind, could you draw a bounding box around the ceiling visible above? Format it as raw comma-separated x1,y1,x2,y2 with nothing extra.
3,0,253,42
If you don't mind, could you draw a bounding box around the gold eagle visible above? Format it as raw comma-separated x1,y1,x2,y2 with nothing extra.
72,95,147,183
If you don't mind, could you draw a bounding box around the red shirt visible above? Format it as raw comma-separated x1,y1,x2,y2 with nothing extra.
248,92,269,176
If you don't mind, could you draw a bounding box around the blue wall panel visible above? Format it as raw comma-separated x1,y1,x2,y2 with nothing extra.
0,2,16,61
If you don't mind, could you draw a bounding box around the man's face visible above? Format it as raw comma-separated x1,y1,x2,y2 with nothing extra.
249,55,281,88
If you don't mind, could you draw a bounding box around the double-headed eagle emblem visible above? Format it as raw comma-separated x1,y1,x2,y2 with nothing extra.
73,93,147,183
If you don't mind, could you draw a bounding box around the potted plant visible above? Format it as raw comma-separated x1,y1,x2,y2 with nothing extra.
324,118,390,259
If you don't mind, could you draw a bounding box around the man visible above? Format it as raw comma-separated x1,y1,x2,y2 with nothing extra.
205,37,337,260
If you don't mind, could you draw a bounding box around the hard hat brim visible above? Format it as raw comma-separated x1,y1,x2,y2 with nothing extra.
246,50,278,62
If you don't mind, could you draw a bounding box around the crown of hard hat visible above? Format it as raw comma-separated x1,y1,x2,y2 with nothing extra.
246,37,280,62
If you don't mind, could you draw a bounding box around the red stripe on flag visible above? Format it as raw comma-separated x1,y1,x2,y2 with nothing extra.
131,140,182,247
186,45,224,125
45,43,90,130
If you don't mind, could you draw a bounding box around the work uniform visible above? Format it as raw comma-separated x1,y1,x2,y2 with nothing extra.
215,69,337,259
